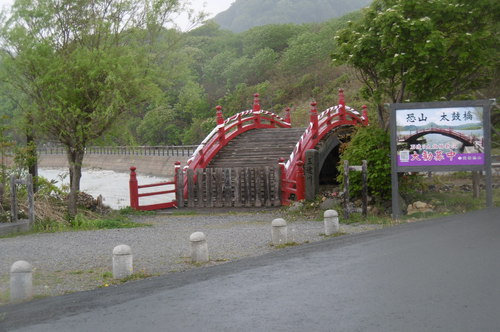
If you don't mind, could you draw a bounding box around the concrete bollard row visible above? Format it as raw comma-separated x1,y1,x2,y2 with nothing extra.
10,260,33,303
324,210,339,236
190,232,209,263
272,218,288,245
113,244,133,279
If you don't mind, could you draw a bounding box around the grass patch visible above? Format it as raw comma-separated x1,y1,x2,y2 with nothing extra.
117,271,154,283
117,207,156,216
24,212,147,235
169,210,199,216
271,241,300,249
0,289,9,306
320,232,347,238
97,270,156,288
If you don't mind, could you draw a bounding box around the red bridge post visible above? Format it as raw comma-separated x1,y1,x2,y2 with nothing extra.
310,101,318,140
216,105,225,144
237,113,243,131
253,93,261,126
338,88,346,121
362,105,369,125
129,166,139,210
284,107,291,125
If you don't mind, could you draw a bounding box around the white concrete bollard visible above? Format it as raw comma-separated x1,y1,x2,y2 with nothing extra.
10,260,33,303
272,218,288,245
324,209,339,236
190,232,209,263
113,244,133,279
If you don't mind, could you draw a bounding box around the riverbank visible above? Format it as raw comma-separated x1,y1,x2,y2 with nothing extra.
39,168,170,210
38,154,190,177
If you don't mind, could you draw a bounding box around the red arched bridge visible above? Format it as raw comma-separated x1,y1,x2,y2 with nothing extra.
129,89,369,210
399,128,482,148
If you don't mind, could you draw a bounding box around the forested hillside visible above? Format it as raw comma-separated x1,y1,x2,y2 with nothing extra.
1,0,498,150
214,0,372,33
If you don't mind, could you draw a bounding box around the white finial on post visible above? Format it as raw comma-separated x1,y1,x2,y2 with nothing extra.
271,218,288,245
10,260,33,303
324,210,339,236
113,244,133,279
190,232,209,263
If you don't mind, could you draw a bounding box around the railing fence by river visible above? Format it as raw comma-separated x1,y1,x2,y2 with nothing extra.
37,145,198,157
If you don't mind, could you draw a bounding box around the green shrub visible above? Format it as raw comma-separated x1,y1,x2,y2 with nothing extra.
337,126,391,202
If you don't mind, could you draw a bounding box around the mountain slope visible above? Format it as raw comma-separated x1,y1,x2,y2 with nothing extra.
213,0,372,32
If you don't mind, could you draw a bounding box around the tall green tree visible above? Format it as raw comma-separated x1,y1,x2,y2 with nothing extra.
0,0,192,217
332,0,499,128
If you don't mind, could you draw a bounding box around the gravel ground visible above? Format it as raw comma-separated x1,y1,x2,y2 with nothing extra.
0,209,383,304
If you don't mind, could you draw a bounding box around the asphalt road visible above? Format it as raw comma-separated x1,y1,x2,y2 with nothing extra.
2,208,499,331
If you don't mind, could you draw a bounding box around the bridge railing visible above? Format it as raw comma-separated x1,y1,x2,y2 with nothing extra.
282,89,368,205
186,93,291,171
37,145,197,157
129,163,180,211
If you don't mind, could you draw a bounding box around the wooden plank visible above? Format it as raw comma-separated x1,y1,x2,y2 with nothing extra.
273,165,282,206
215,168,223,207
234,168,242,207
264,166,271,207
187,168,195,208
177,170,184,208
196,168,204,207
255,168,262,207
224,168,232,207
206,168,213,208
245,168,251,207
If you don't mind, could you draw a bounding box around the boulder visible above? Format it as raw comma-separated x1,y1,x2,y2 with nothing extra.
407,201,434,215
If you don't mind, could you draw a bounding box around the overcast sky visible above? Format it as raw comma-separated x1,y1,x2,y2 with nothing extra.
0,0,235,30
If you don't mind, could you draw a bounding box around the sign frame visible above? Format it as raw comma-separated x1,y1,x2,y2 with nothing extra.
390,99,493,219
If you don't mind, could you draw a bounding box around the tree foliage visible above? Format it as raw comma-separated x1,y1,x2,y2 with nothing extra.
333,0,500,128
0,0,188,217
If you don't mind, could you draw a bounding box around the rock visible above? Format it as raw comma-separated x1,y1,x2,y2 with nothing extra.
407,201,434,215
66,192,110,212
288,201,303,213
413,201,428,209
320,198,337,210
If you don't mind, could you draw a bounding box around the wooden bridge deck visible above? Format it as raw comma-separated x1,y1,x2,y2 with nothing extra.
207,128,305,168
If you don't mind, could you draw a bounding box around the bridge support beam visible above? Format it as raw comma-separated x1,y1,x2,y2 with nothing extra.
305,150,320,201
